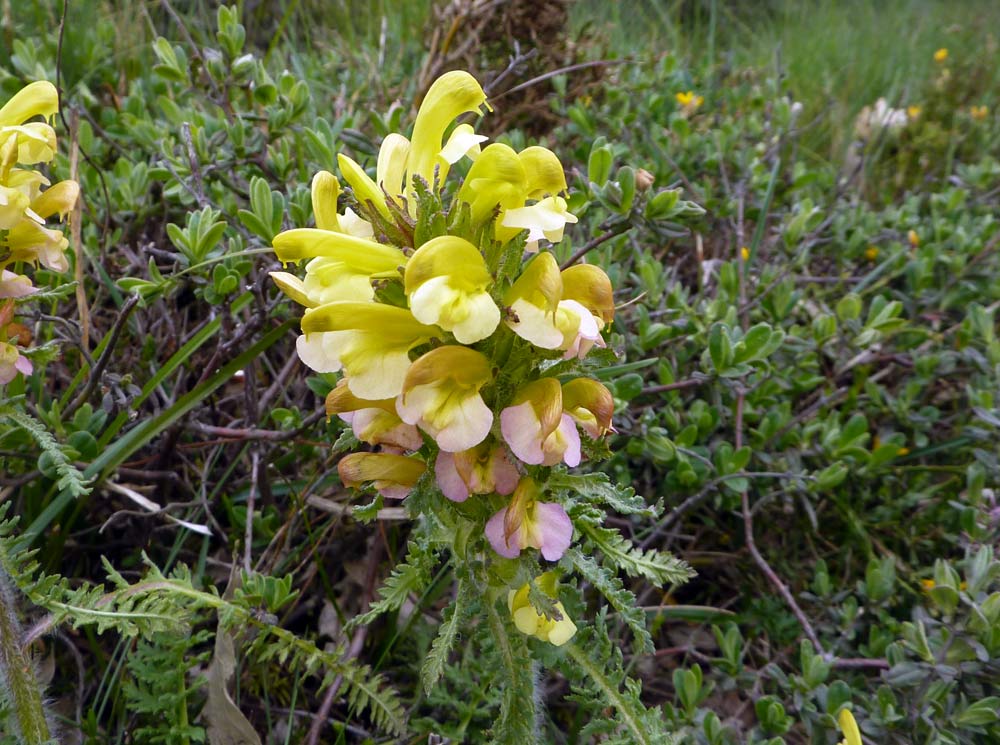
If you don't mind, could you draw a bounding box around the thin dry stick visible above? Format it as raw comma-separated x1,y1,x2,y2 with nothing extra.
68,110,89,356
243,452,259,574
735,390,824,654
63,295,140,420
559,223,631,269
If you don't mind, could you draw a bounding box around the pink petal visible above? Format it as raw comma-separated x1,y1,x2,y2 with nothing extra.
485,507,521,558
492,449,520,495
534,502,573,561
14,355,32,376
559,414,582,467
435,450,470,502
500,401,545,464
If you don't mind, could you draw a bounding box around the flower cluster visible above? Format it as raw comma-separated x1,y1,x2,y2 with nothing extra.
0,81,78,385
271,71,621,645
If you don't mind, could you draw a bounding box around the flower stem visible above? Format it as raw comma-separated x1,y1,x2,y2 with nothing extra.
0,569,51,744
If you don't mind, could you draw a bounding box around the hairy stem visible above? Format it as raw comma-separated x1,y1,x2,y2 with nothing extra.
0,570,50,744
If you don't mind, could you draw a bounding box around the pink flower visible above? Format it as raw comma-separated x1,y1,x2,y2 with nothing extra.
0,341,32,384
500,378,581,467
485,477,573,561
435,443,519,503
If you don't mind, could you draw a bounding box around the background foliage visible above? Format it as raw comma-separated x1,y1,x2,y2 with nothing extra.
1,0,999,742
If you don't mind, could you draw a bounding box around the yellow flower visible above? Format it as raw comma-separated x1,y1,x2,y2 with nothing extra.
504,252,564,349
907,229,920,247
970,105,989,122
864,246,879,261
325,379,423,451
921,578,936,590
675,91,703,111
404,235,500,344
836,709,862,745
933,47,948,63
907,105,922,119
561,378,616,439
507,572,577,646
396,345,494,452
740,246,750,261
896,446,910,456
298,302,441,398
0,81,60,174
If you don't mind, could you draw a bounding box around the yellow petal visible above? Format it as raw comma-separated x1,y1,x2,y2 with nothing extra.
561,264,615,325
518,146,567,199
376,133,410,201
401,344,492,392
338,153,390,218
325,379,395,417
407,70,488,188
0,81,59,127
838,709,862,745
561,377,615,437
269,271,316,307
272,228,405,272
301,301,438,339
311,171,341,232
505,251,562,312
458,143,528,225
338,452,425,489
30,180,78,221
405,235,492,294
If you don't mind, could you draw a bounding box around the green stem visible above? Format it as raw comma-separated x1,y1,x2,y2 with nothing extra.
0,573,50,744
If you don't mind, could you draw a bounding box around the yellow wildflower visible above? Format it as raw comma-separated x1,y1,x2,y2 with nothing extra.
933,48,948,63
970,105,989,122
907,230,920,247
921,578,936,591
675,91,704,111
896,446,910,456
740,246,750,261
507,572,577,646
864,246,879,262
907,105,921,119
837,709,862,745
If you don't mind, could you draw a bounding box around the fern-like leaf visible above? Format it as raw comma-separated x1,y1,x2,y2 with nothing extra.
349,538,439,629
568,548,653,654
421,576,475,693
0,407,91,497
580,524,694,587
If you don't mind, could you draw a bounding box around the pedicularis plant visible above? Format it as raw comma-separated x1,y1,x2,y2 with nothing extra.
270,70,694,742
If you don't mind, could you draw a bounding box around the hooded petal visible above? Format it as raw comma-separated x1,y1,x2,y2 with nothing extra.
561,264,615,326
0,81,58,127
404,235,500,343
562,378,615,438
338,153,390,218
338,452,425,499
500,378,563,465
311,170,342,232
485,507,522,558
301,302,440,398
272,228,405,272
376,133,410,202
29,180,78,221
518,146,568,199
270,271,315,307
407,71,488,188
458,143,528,225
